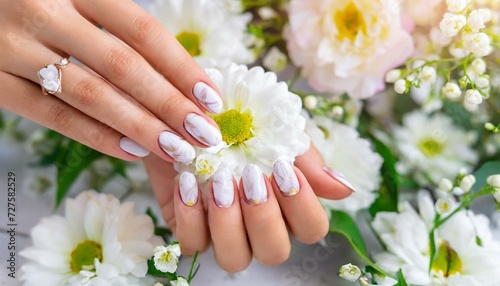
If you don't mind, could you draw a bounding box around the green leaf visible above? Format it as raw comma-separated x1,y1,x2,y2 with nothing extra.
369,139,399,216
55,140,103,208
442,101,473,129
393,270,408,286
329,211,368,258
146,207,158,225
146,258,177,280
472,161,500,192
187,251,200,283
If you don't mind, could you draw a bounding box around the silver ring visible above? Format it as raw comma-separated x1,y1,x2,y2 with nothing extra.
37,58,69,95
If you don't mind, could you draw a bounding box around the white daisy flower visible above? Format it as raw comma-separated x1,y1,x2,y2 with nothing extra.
148,0,254,67
20,191,163,286
393,111,478,185
372,191,500,286
305,114,383,213
175,64,310,180
153,244,181,273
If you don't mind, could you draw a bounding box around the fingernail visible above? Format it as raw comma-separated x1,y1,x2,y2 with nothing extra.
323,166,356,192
212,165,234,208
273,159,300,196
242,164,267,205
193,82,223,114
158,131,196,163
179,172,198,206
119,137,150,157
184,113,222,146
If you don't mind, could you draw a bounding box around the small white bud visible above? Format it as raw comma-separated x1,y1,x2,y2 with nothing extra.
460,174,476,192
258,7,276,20
331,106,344,118
304,95,318,110
438,178,454,193
420,66,437,83
485,122,496,131
436,197,454,215
477,8,492,22
474,76,489,90
465,89,483,105
263,47,288,73
394,79,407,94
446,0,467,13
471,58,486,74
442,82,462,100
440,14,467,37
468,10,486,32
487,174,500,188
338,263,362,282
385,69,402,83
449,44,468,58
459,167,468,176
453,187,466,196
359,277,370,286
463,32,492,57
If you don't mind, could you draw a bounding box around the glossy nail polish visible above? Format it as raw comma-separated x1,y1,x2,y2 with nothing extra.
184,113,222,146
193,82,223,114
242,164,267,205
212,165,234,208
273,159,300,196
158,131,196,163
179,172,198,206
323,166,356,192
119,137,150,157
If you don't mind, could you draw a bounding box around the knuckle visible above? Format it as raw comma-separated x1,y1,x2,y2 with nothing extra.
73,77,104,107
85,122,112,149
158,95,184,116
104,48,137,79
130,16,162,45
48,104,74,131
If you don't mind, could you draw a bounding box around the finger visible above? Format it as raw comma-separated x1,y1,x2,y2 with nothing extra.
271,159,329,244
143,155,177,230
174,172,210,255
208,165,252,272
74,0,224,114
239,164,290,266
295,144,355,199
0,71,139,161
41,9,222,147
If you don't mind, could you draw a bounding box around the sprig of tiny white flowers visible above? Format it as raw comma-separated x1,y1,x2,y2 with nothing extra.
386,0,497,111
148,242,199,286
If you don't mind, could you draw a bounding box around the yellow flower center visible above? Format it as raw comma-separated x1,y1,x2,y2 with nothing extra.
418,138,445,157
431,243,463,278
334,2,367,41
212,109,254,145
159,251,173,264
70,240,102,273
176,32,201,56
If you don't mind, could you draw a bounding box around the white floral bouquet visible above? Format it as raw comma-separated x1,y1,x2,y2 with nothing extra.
2,0,500,285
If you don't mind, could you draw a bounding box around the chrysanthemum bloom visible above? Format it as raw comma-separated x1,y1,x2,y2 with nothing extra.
148,0,254,67
393,111,478,185
372,191,500,285
285,0,414,98
20,191,163,286
175,64,310,181
305,114,383,213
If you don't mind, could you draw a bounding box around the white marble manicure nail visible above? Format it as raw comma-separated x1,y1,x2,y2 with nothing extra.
273,159,300,196
242,164,267,205
179,172,198,206
119,137,150,157
184,113,222,146
323,166,356,192
193,82,223,114
212,165,234,208
158,131,196,163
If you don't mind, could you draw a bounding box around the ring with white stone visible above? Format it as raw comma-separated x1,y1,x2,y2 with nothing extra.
37,58,69,95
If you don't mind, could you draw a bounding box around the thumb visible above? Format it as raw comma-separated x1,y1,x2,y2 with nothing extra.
294,143,355,200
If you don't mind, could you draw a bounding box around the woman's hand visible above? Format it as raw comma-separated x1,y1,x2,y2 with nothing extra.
0,0,222,162
144,145,353,272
